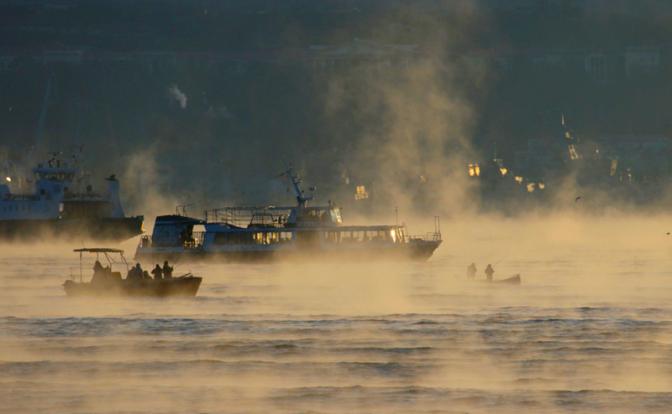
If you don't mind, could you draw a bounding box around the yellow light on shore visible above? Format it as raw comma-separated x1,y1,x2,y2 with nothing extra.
5,176,10,183
568,144,580,160
468,163,480,177
610,159,618,176
355,185,369,200
499,167,508,176
514,176,523,184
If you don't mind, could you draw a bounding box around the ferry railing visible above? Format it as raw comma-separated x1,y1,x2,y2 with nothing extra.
429,231,442,241
407,217,441,242
408,232,441,242
205,207,288,228
206,207,253,227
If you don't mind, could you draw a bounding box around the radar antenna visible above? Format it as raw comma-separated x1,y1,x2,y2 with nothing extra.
278,166,314,208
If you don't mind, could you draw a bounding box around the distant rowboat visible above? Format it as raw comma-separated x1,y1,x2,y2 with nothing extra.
490,274,522,285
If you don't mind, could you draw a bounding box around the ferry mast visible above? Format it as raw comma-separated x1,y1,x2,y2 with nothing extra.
283,167,313,208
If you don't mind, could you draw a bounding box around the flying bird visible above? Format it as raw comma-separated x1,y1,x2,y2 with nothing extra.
575,196,582,202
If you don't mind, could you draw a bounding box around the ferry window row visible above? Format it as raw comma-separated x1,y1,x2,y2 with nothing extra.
212,229,405,245
322,230,401,243
1,204,41,212
214,231,294,245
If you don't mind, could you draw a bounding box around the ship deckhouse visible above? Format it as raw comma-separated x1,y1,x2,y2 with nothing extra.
0,163,77,220
0,156,143,241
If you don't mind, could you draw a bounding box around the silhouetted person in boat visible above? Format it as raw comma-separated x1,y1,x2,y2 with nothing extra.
91,260,106,284
163,261,173,278
485,264,495,282
151,264,163,280
143,270,151,280
128,263,144,281
467,263,477,279
131,263,142,281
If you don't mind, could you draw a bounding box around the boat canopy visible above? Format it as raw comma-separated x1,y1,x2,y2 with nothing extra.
73,248,124,253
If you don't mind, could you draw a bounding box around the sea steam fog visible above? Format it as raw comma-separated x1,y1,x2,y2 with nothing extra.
2,214,672,413
2,1,672,413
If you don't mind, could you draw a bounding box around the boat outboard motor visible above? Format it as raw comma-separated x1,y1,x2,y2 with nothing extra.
105,175,125,218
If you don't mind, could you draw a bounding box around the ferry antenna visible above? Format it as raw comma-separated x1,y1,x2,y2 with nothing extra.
278,165,313,208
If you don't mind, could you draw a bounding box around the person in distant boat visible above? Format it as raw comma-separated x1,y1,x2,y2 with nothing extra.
485,264,495,281
151,264,163,280
93,260,104,275
467,263,477,279
163,261,173,278
143,270,151,280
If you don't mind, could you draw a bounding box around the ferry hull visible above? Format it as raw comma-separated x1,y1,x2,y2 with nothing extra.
0,216,143,242
135,240,441,263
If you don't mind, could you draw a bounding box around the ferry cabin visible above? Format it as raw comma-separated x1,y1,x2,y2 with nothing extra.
138,213,440,261
203,224,409,251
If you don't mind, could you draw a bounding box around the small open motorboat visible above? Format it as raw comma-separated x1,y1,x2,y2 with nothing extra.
489,274,522,285
63,248,202,298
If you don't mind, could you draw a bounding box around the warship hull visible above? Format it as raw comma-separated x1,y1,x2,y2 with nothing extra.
0,216,143,242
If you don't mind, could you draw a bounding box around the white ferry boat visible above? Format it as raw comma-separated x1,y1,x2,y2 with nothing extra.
0,156,143,241
135,169,442,262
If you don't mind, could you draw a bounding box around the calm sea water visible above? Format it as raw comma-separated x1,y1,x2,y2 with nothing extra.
2,220,672,413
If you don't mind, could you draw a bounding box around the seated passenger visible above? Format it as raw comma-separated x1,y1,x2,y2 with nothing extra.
163,261,173,278
91,260,109,284
127,263,144,281
467,263,477,279
485,264,495,282
151,264,163,280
